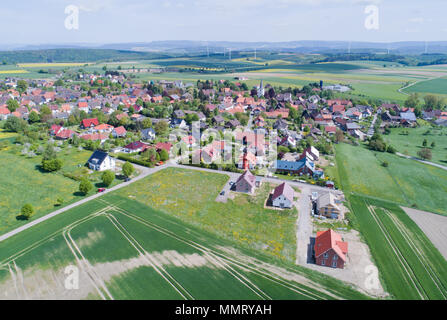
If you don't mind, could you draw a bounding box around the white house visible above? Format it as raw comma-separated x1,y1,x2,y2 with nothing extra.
271,182,294,209
87,150,116,171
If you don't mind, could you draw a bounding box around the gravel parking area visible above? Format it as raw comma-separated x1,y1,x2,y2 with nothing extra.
402,207,447,261
215,178,235,203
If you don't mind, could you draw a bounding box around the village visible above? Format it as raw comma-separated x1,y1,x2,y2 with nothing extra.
0,69,446,296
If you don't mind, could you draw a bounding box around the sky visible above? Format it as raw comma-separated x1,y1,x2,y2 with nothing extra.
1,0,446,45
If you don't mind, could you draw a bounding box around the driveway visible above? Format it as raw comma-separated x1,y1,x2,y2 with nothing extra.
295,186,312,265
215,178,236,203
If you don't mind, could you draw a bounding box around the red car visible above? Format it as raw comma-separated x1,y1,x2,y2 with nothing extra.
97,188,106,193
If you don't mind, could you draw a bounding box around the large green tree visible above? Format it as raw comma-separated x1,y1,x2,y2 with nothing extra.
101,170,115,187
122,161,135,178
79,178,93,195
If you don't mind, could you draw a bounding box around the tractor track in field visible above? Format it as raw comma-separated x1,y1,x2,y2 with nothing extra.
383,209,447,299
103,212,194,300
367,204,427,299
62,206,115,300
106,207,273,300
1,198,351,300
0,205,115,300
0,205,110,267
107,202,338,300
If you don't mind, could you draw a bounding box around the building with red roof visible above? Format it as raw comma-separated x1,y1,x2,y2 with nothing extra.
50,124,63,136
112,126,127,138
55,129,77,140
156,142,173,153
94,123,114,133
80,132,109,142
0,107,11,120
123,141,149,153
314,229,348,269
324,125,337,135
81,118,99,129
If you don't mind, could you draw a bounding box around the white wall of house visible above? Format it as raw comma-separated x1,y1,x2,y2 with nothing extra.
89,156,116,171
272,195,293,209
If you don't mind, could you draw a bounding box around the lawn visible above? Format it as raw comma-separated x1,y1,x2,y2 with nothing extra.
0,190,368,300
0,144,121,235
333,143,447,216
383,125,447,166
113,167,298,262
348,195,447,300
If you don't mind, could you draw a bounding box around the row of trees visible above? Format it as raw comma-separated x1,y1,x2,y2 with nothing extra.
78,162,134,195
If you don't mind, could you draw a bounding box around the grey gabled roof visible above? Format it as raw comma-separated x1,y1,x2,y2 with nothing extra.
400,112,417,122
88,150,109,165
272,182,294,203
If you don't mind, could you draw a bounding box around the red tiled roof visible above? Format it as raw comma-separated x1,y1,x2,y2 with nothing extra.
0,107,11,115
113,126,127,136
332,105,345,112
81,118,99,128
56,129,76,139
124,141,147,151
314,229,348,262
156,142,173,152
80,133,109,141
94,123,114,131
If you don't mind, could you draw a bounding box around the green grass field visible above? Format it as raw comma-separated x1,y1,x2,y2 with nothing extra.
0,178,368,300
0,145,121,235
349,195,447,299
333,143,447,216
383,126,447,165
114,168,298,262
403,76,447,95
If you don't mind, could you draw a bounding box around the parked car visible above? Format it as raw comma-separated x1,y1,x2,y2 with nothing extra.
156,161,164,166
97,188,106,193
220,191,225,196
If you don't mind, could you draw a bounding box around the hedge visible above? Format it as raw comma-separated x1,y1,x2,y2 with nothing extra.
116,154,154,168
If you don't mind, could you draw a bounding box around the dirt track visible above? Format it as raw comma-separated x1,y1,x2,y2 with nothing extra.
402,207,447,261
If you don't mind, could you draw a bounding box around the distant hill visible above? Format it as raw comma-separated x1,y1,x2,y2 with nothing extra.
5,41,447,55
0,49,171,64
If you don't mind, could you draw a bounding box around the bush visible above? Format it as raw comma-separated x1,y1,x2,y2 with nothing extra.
55,198,64,206
20,204,34,220
41,159,63,172
159,149,169,161
5,116,27,133
101,170,115,187
79,178,93,195
386,145,396,154
417,148,432,160
122,161,135,178
117,154,153,167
